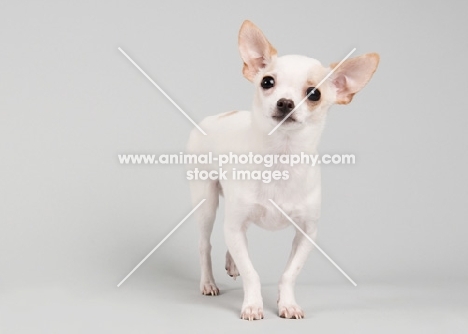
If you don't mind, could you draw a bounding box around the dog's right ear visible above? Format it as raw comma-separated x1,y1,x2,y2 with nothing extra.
238,20,277,82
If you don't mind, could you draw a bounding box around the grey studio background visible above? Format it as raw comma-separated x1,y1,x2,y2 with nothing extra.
1,1,467,333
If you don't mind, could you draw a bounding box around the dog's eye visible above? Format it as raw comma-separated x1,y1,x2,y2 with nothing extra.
261,76,275,89
306,87,321,101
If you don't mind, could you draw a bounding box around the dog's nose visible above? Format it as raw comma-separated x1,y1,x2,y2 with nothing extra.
277,98,295,114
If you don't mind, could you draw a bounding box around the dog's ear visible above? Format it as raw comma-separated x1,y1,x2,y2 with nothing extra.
330,53,379,104
238,20,277,81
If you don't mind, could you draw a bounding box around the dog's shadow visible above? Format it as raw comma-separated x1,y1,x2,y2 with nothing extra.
129,261,375,318
202,286,244,315
131,259,242,316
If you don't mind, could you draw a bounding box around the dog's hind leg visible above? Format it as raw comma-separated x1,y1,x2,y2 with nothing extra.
225,250,240,280
190,179,220,296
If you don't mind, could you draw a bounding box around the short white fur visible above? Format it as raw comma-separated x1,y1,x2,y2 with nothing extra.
187,20,379,321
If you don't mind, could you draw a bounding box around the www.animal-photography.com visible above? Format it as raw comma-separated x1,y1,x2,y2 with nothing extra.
1,1,467,333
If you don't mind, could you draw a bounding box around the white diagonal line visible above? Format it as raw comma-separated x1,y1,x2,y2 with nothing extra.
118,47,207,136
117,199,206,287
269,199,357,286
268,48,356,135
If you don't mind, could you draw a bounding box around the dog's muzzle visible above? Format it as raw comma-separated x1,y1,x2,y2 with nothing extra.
272,98,296,122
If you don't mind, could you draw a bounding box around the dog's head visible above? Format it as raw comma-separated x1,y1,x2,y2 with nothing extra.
238,20,379,132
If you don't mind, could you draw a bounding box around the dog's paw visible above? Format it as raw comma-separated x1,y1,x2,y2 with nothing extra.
225,252,240,280
200,282,219,296
278,303,305,319
240,304,264,321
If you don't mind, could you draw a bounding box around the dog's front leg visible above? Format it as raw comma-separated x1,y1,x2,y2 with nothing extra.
224,218,263,321
278,222,318,319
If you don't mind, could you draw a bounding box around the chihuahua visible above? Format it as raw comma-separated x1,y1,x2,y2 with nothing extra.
187,20,379,320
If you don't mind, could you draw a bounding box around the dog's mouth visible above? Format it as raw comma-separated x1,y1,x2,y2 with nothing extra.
272,114,296,123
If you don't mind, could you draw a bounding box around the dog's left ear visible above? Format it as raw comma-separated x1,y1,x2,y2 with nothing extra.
331,53,380,104
238,20,277,81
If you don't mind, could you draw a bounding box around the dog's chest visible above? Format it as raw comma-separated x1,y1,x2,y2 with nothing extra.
246,165,321,230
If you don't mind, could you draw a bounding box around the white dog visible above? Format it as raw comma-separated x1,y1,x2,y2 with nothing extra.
187,20,379,320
